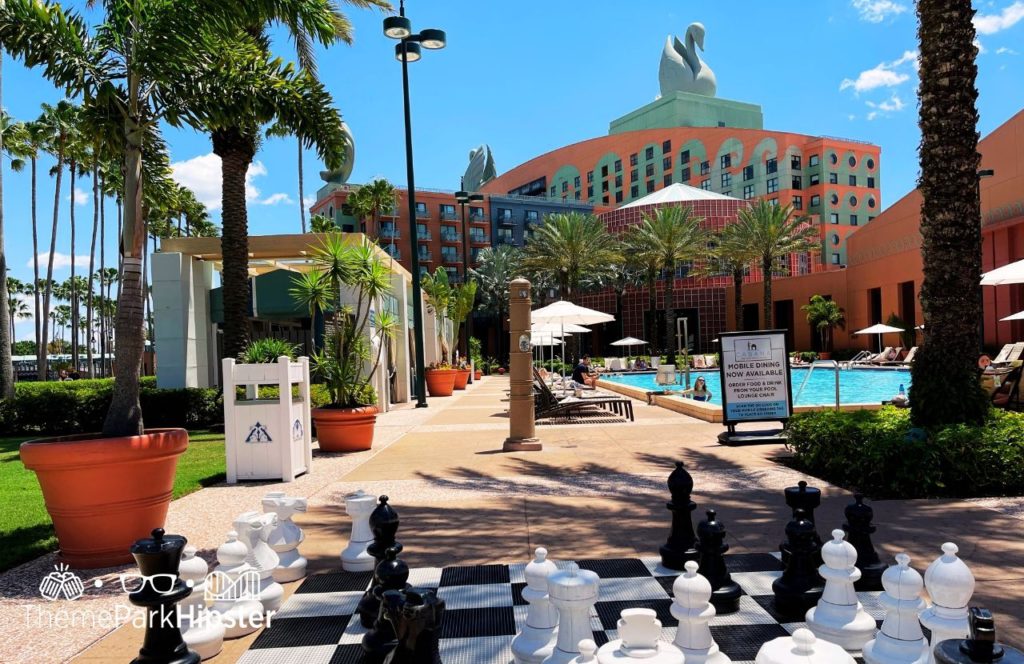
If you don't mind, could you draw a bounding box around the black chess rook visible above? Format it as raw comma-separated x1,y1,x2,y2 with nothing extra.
381,587,446,664
779,480,823,567
660,461,700,570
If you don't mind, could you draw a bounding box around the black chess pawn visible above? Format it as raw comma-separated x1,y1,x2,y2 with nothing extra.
381,587,446,664
842,493,886,591
772,508,825,619
361,547,412,655
659,461,700,570
128,528,200,664
358,496,404,627
695,509,742,615
934,608,1024,664
779,480,823,566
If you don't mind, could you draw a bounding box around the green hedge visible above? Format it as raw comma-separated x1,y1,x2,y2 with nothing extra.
785,406,1024,498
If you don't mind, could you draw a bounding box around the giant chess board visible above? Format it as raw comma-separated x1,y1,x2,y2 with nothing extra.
237,553,893,664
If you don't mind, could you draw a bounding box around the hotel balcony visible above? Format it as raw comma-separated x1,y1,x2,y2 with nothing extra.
417,250,433,262
417,230,432,242
440,216,459,226
381,207,399,218
442,253,462,266
440,210,458,221
440,231,460,244
384,246,401,260
469,214,488,225
497,215,516,227
469,233,489,246
379,227,400,240
499,236,517,246
415,207,430,218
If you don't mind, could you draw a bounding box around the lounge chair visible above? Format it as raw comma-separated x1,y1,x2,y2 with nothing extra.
849,350,873,363
991,344,1014,364
531,368,634,421
607,357,623,371
650,356,661,369
900,346,918,365
992,365,1022,409
864,347,894,365
704,355,718,368
692,355,706,369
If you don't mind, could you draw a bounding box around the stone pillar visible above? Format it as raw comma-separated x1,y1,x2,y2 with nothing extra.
152,252,195,389
504,278,541,451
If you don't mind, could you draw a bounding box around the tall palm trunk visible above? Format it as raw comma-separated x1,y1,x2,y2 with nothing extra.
762,256,774,329
910,0,988,426
0,53,11,398
86,162,99,377
99,174,106,377
69,159,78,370
214,126,256,360
40,140,64,380
664,263,677,364
646,271,657,356
732,267,744,331
31,156,40,366
298,139,306,233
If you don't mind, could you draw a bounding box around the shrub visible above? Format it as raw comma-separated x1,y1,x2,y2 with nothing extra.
786,407,1024,498
239,338,298,364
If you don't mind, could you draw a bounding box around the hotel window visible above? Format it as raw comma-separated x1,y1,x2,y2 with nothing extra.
791,155,802,170
793,195,803,210
602,181,609,192
615,190,624,204
766,177,779,194
550,185,556,196
720,154,732,169
630,153,638,166
867,176,875,188
829,172,838,184
469,206,484,220
603,195,610,205
587,170,594,183
768,198,779,206
810,194,821,207
575,190,581,200
766,157,778,174
415,201,428,216
646,180,656,193
850,214,859,226
574,175,581,189
646,163,655,177
681,167,691,182
561,181,568,193
832,253,841,265
631,184,639,198
743,184,755,200
630,169,638,181
587,185,594,197
830,213,839,224
721,172,732,188
792,175,802,190
680,149,690,164
700,179,711,191
700,160,710,175
615,174,622,187
831,193,839,205
663,156,672,170
614,159,622,173
848,156,857,168
525,210,539,223
849,175,857,186
830,152,838,165
849,195,858,206
868,197,876,209
809,173,820,186
497,207,512,221
866,157,875,170
809,154,820,167
743,165,754,181
662,140,671,154
601,164,609,177
664,174,673,187
441,204,457,218
645,146,655,160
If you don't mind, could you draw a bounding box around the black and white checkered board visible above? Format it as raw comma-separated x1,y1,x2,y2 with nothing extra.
238,553,889,664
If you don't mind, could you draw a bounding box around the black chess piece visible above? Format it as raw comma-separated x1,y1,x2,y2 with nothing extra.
779,480,823,566
128,529,201,664
842,493,886,591
358,495,404,627
381,587,446,664
934,608,1024,664
771,508,824,619
659,461,699,570
695,509,742,615
361,547,412,656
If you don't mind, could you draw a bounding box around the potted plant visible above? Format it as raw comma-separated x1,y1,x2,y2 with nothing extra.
449,279,477,389
425,361,458,396
292,236,396,452
470,337,484,380
801,294,845,360
420,269,461,395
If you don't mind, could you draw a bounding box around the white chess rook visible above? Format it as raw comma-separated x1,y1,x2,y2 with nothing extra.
212,531,266,639
862,554,930,664
919,542,975,664
542,562,600,664
178,545,225,660
671,561,731,664
341,489,377,572
512,547,560,664
262,492,309,583
756,627,856,663
233,511,285,613
595,608,684,663
806,529,877,650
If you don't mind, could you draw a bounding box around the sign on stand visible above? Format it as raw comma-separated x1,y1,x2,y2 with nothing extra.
717,330,793,445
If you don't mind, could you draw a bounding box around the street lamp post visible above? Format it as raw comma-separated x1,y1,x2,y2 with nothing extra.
455,178,483,381
384,0,446,408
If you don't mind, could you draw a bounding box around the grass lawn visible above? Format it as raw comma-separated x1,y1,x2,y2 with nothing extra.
0,430,226,572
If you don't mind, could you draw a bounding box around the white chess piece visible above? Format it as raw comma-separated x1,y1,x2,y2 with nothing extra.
341,489,377,572
212,531,265,638
595,608,684,663
178,546,225,660
919,542,975,664
569,640,598,663
542,562,600,664
262,492,308,582
671,561,731,664
862,554,930,664
233,512,285,613
512,547,560,664
755,627,856,663
806,529,877,650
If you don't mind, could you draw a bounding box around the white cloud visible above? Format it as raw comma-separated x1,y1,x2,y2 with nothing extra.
975,1,1024,34
170,153,273,212
303,195,317,209
997,46,1019,54
256,192,294,206
865,93,907,120
67,187,88,206
839,50,918,93
851,0,908,23
26,251,89,271
847,114,857,121
975,38,987,54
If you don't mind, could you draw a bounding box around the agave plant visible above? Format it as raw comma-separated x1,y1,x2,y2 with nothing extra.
239,337,298,364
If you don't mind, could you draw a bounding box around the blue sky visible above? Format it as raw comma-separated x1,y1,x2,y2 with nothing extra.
3,0,1024,341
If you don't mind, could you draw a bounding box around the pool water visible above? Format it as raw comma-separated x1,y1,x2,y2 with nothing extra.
602,365,911,407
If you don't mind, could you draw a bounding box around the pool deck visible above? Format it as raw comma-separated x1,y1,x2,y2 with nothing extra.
6,375,1022,662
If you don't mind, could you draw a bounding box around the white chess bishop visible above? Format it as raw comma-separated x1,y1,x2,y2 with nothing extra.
512,547,560,664
341,489,377,572
233,511,285,613
212,530,265,638
862,554,930,664
806,529,877,650
262,492,308,583
178,545,225,660
756,627,856,664
919,542,974,664
594,608,684,663
542,562,600,664
671,561,731,664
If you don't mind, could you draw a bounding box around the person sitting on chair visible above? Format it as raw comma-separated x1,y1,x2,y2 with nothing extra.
681,376,712,402
572,355,599,387
635,358,648,370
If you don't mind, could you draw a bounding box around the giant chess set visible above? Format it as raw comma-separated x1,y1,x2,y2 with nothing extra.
123,465,1021,664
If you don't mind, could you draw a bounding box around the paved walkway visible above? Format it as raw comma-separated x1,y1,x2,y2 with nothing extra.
11,376,1024,662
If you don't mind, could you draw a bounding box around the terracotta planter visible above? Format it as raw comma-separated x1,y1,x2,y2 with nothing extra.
817,352,831,360
425,369,457,397
474,370,483,380
20,428,188,569
312,406,378,453
453,369,471,390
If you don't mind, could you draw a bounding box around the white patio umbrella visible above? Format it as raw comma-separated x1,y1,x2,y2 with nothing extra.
532,300,615,390
981,259,1024,286
854,323,904,353
1000,310,1024,321
610,336,648,360
532,322,592,334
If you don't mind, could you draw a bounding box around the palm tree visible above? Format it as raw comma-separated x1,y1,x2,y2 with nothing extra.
65,125,89,370
19,119,46,368
623,225,663,354
731,199,817,329
521,212,621,299
630,205,709,364
470,245,522,362
699,223,757,332
8,296,31,345
801,295,845,354
911,0,988,426
0,110,29,396
349,178,398,248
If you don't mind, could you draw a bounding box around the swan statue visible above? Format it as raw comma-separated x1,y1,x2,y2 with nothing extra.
319,121,355,184
462,144,497,192
659,22,717,98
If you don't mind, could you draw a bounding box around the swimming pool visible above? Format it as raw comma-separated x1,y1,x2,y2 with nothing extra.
601,365,911,407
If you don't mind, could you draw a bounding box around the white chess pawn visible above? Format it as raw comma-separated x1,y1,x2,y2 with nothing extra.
212,531,265,638
919,542,975,664
596,608,684,663
512,547,560,664
262,492,308,582
806,529,877,650
756,627,856,664
542,562,600,664
862,554,930,664
233,512,284,613
341,489,377,572
569,640,598,663
671,561,731,664
178,546,225,660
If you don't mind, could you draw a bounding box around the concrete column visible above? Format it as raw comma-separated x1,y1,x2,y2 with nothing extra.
193,260,215,387
152,252,195,388
504,277,541,451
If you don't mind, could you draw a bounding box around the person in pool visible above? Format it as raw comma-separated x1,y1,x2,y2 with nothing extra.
682,376,712,401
